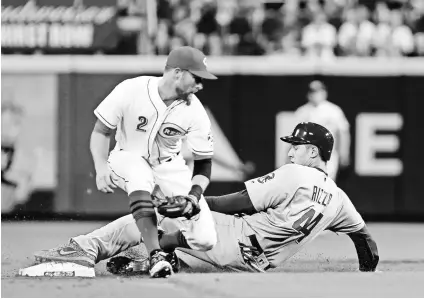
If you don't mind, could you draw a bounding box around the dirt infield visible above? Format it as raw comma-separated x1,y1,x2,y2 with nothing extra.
2,221,423,297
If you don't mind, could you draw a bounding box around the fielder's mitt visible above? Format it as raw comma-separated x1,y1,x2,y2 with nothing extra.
152,185,201,219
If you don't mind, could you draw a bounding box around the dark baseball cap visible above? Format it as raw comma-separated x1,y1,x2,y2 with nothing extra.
166,46,217,80
280,122,334,161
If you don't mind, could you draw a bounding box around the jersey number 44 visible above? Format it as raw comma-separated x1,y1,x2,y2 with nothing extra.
293,209,324,243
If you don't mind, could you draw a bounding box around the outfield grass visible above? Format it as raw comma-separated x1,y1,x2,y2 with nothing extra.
2,221,423,297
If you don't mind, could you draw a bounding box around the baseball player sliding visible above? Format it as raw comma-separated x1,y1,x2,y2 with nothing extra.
34,122,379,274
81,46,218,278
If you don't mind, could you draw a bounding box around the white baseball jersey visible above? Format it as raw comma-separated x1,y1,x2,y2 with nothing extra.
243,163,364,268
94,76,213,166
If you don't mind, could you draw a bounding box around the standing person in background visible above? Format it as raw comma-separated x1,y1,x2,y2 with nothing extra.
293,80,350,182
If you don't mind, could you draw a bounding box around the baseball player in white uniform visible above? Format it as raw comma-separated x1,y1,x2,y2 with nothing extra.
46,46,219,278
34,122,379,274
293,80,351,181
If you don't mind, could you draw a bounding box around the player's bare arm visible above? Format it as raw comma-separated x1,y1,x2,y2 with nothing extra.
347,225,379,272
90,119,117,193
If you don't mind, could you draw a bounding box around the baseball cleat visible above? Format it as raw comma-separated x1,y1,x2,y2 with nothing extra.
166,251,180,273
106,243,149,275
149,250,173,278
106,256,149,275
34,239,96,268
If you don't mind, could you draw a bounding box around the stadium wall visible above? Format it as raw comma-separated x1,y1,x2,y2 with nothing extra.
2,56,423,220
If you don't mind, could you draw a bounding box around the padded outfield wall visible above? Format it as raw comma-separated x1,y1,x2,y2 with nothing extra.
2,56,423,219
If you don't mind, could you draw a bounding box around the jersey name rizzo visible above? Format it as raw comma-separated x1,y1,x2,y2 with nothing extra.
312,186,332,206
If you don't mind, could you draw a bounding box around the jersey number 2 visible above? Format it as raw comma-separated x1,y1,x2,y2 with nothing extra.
292,209,324,243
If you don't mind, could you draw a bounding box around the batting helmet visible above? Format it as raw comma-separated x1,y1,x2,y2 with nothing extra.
280,122,334,161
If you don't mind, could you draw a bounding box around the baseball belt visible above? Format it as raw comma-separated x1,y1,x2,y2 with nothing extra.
239,235,270,273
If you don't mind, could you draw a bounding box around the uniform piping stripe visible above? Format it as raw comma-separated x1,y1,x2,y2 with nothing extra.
167,100,185,113
146,78,159,160
155,139,161,164
191,148,214,154
107,162,129,182
95,111,116,129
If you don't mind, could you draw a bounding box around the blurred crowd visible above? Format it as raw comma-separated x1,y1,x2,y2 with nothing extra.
114,0,424,57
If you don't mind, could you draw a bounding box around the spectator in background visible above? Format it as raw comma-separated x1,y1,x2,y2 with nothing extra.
155,20,171,55
236,32,266,56
227,6,252,54
157,0,173,21
302,11,337,59
172,5,196,47
324,0,344,30
338,5,375,56
390,9,414,56
338,8,359,56
114,0,144,55
279,4,302,56
93,0,144,55
259,4,284,54
169,35,185,52
374,5,414,57
194,2,222,55
412,1,424,56
226,6,265,56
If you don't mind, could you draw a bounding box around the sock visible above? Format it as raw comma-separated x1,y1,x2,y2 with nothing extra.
159,230,190,253
129,191,161,255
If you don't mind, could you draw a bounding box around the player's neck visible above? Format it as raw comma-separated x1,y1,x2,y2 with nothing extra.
307,159,327,174
310,100,326,107
158,77,179,106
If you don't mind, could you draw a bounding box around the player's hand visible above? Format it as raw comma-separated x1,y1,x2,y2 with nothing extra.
156,194,201,219
181,194,201,218
95,166,118,193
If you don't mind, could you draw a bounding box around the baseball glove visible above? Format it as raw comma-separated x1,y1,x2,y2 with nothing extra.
152,185,201,219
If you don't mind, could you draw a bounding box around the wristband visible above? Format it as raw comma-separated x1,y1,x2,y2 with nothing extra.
189,184,203,200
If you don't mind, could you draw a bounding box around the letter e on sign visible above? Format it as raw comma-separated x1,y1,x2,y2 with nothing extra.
355,113,403,176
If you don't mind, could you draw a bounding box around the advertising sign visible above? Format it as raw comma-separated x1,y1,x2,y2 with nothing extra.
1,0,117,54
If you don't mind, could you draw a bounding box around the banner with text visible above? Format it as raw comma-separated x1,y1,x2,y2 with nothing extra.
1,0,118,54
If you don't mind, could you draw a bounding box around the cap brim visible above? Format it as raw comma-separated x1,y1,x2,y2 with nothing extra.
190,70,218,80
280,136,308,145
